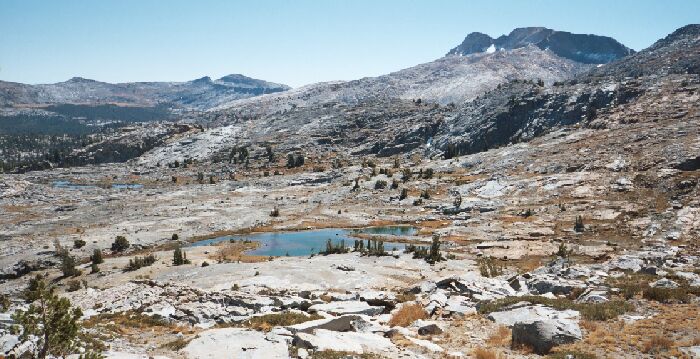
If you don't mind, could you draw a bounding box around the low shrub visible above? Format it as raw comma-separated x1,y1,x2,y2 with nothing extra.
486,325,511,347
473,347,504,359
642,287,691,303
388,303,427,327
243,312,323,332
160,337,191,351
478,257,503,278
66,280,82,292
124,254,157,272
478,295,634,321
642,335,675,354
374,180,387,190
90,249,104,265
111,236,130,252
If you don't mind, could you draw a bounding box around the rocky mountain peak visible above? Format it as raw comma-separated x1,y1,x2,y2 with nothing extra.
447,27,634,64
65,77,99,84
218,74,253,83
191,76,213,84
650,23,700,50
450,32,493,54
587,23,700,78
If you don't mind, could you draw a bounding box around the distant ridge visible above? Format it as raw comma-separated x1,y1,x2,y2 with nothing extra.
0,74,291,110
447,27,634,64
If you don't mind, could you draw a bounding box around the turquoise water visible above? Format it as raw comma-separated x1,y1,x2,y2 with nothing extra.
52,180,95,189
111,183,144,189
191,226,415,256
52,181,143,190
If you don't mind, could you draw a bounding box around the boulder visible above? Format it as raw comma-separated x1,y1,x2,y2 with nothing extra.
488,304,582,354
0,334,19,354
528,275,585,295
512,320,582,354
418,323,443,335
639,266,659,275
576,289,609,303
0,313,14,329
182,328,289,359
487,304,580,328
606,255,643,272
360,291,397,309
287,315,372,333
308,301,383,316
293,329,398,355
405,336,444,352
651,278,679,288
443,295,476,317
436,273,515,301
675,271,700,287
145,303,176,318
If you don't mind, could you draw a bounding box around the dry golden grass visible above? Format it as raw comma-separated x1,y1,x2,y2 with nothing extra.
210,241,265,263
511,341,535,354
642,335,675,354
486,325,511,347
499,214,538,223
556,302,697,357
580,320,598,333
510,255,545,273
472,347,504,359
395,292,416,303
388,303,428,327
415,220,451,235
243,312,323,332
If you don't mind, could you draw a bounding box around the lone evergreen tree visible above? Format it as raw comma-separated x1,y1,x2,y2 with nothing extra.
427,235,443,264
12,276,83,358
173,247,184,266
265,145,275,162
90,249,104,265
173,246,190,266
59,251,80,278
574,215,585,232
111,236,129,252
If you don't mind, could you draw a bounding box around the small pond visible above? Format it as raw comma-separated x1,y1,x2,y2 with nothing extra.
190,226,417,257
52,181,143,190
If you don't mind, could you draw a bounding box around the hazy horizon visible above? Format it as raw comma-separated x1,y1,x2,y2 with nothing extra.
1,0,698,88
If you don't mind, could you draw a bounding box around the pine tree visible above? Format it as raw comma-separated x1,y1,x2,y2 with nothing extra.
428,235,443,264
265,145,274,162
400,188,408,200
90,249,104,265
574,215,585,232
111,236,129,252
13,276,84,358
59,252,80,278
173,246,185,266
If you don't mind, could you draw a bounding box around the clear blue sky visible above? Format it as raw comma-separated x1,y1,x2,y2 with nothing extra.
1,0,697,87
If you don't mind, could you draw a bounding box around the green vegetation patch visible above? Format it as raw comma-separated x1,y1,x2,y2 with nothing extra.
477,295,634,321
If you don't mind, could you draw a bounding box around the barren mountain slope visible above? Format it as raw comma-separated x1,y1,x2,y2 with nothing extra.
215,46,590,116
